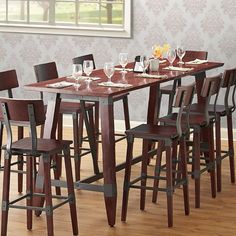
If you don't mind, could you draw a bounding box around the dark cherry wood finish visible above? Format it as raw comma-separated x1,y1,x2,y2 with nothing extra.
121,84,194,227
34,62,99,182
160,51,208,114
0,69,25,193
25,60,224,226
0,98,78,236
72,54,131,144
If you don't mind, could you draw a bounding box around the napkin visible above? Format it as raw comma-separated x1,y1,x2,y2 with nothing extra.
163,66,193,72
97,82,132,88
114,68,133,72
185,59,208,65
136,73,168,79
46,81,74,88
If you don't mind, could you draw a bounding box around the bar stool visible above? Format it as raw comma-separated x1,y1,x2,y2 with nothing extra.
189,68,236,191
72,54,130,144
160,51,208,114
34,62,99,182
0,70,25,193
121,84,195,227
159,75,222,208
0,98,78,236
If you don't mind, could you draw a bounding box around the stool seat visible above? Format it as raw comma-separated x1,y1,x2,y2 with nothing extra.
60,101,94,114
3,138,72,154
159,112,213,127
126,124,180,140
160,84,175,94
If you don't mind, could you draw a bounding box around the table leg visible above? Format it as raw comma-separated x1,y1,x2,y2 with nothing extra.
34,95,61,213
100,97,117,227
147,84,160,123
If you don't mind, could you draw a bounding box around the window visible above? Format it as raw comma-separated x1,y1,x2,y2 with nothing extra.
0,0,131,37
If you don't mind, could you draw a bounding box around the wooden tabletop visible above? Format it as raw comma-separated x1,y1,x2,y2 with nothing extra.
24,61,224,98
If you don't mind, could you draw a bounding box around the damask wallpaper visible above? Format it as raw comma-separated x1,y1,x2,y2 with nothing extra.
0,0,235,125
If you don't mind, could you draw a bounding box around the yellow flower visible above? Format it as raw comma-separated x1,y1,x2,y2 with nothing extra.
152,43,171,58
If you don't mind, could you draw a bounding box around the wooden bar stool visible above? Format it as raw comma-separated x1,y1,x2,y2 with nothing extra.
34,62,99,182
0,98,78,236
0,70,25,193
121,84,195,227
159,75,222,208
72,54,131,145
189,69,236,191
160,50,208,114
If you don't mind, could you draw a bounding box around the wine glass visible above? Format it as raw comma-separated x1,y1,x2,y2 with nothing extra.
177,45,186,64
83,60,94,81
119,52,128,73
167,49,176,67
72,64,83,88
140,55,150,75
104,62,115,85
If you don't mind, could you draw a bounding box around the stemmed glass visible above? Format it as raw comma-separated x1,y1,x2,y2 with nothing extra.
140,56,150,75
177,45,186,64
119,52,128,73
83,60,94,81
167,49,176,67
72,64,83,88
104,62,115,85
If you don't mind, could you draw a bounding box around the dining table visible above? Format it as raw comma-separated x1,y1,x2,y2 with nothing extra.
24,59,224,227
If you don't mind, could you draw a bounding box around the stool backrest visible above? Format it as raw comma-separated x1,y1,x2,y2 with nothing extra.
174,84,195,137
221,68,236,113
72,54,96,69
0,98,45,152
34,62,58,100
184,50,208,61
201,74,222,125
0,70,19,98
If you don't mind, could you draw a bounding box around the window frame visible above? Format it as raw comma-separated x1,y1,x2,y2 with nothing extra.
0,0,132,38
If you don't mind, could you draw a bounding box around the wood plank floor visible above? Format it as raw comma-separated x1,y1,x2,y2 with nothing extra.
0,127,235,236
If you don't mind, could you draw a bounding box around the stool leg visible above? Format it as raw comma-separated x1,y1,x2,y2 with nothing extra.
57,114,63,177
121,135,134,222
87,108,100,175
171,140,178,186
215,114,222,192
122,96,130,130
73,112,81,181
17,126,24,193
63,147,78,235
1,152,11,236
140,139,149,211
52,155,61,195
26,156,33,230
0,122,3,167
179,137,190,215
152,140,164,203
193,130,201,208
166,144,173,227
43,154,54,236
227,113,235,183
208,125,216,198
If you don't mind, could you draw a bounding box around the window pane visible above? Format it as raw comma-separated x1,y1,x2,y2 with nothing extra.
30,1,49,22
79,3,99,24
0,0,6,20
55,1,75,24
101,3,123,25
8,0,27,21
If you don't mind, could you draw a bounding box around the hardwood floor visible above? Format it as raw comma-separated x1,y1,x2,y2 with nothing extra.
0,127,235,236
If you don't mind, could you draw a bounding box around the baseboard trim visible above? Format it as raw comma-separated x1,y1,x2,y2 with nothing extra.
63,115,236,141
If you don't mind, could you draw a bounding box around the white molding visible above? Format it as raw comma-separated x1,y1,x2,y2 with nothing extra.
63,115,236,141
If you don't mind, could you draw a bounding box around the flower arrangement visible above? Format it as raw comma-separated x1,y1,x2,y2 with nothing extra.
152,43,170,59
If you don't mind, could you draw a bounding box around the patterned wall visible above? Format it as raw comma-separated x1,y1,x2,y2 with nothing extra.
0,0,235,124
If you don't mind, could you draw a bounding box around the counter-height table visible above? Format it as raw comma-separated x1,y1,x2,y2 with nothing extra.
25,60,224,226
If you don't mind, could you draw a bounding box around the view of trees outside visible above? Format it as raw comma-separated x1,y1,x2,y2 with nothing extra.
0,0,123,25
